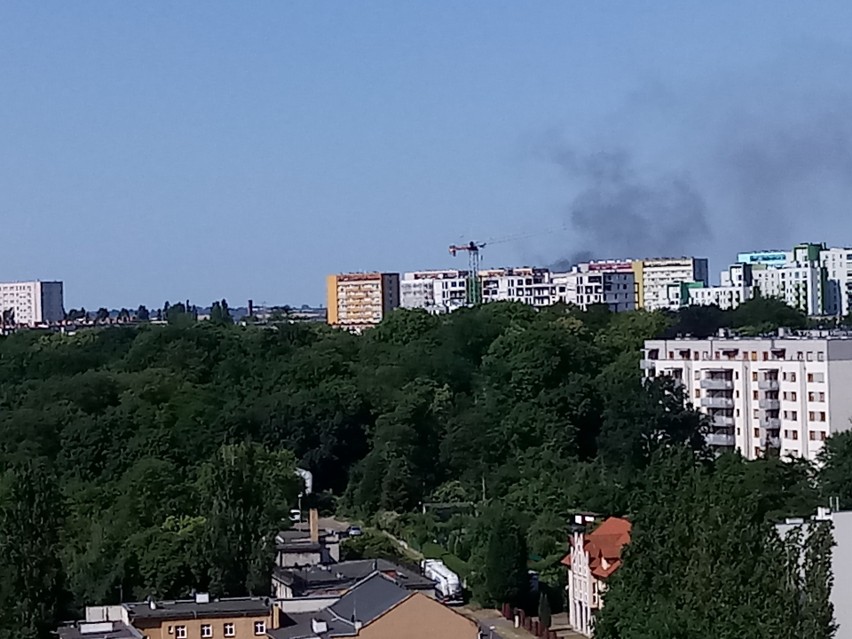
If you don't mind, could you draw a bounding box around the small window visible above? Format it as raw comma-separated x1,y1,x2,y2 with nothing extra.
791,392,797,401
821,431,828,441
809,411,816,421
753,428,760,437
753,409,759,419
224,624,236,638
753,390,759,400
254,621,267,636
792,411,798,420
176,627,187,639
808,373,814,383
695,389,700,398
810,431,817,441
752,372,758,381
820,412,826,422
793,431,799,440
790,372,797,382
201,626,213,639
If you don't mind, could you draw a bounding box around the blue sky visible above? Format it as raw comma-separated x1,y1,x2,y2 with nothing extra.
4,2,852,307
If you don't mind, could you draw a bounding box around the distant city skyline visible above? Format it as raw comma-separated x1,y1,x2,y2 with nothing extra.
5,2,852,308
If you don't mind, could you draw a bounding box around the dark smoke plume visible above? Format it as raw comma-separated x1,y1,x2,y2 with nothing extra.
547,146,710,266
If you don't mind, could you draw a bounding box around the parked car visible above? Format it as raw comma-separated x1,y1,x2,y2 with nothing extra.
347,525,363,537
289,509,302,523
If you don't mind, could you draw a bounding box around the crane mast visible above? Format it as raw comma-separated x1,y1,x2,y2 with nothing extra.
448,241,486,305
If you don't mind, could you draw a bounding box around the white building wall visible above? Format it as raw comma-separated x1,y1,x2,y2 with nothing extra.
0,280,64,325
821,248,852,317
643,334,852,461
641,258,709,311
752,265,824,315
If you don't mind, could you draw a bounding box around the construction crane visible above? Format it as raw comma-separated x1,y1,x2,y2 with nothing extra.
448,223,572,306
449,241,486,305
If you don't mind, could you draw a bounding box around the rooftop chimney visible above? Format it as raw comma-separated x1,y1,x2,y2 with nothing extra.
309,508,319,544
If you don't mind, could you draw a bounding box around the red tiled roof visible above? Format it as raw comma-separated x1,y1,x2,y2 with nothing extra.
561,517,631,579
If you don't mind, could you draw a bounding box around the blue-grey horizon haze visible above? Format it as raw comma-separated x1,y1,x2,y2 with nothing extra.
4,2,852,308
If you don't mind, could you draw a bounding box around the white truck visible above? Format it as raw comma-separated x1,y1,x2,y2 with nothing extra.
421,559,463,605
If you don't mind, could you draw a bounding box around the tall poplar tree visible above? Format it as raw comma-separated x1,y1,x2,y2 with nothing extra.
0,460,66,639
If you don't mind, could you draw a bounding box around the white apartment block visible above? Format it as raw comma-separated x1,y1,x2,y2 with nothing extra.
643,332,852,461
637,257,709,311
400,270,468,313
752,264,824,316
0,280,65,326
480,267,554,307
821,247,852,317
552,262,636,312
687,264,754,310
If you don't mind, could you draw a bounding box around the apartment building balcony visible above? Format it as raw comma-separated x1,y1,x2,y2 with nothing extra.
640,360,656,370
706,433,736,447
763,417,781,429
763,436,781,449
700,379,734,390
758,380,780,391
712,415,735,428
701,397,735,409
759,399,781,410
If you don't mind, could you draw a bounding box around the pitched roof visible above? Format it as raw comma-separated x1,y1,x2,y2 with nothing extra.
561,517,631,580
273,559,434,596
271,572,411,639
360,592,479,639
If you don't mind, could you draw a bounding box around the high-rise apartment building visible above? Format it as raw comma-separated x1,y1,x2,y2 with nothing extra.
326,272,400,331
552,261,636,312
643,332,852,461
633,257,709,311
0,280,64,325
400,269,468,312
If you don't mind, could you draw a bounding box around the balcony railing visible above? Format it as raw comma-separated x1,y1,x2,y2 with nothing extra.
758,380,780,391
759,399,781,410
713,416,735,427
706,433,736,447
700,379,734,390
701,397,735,409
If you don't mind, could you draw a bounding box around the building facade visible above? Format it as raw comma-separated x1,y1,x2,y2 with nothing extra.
400,270,468,312
634,258,709,311
643,332,852,461
326,273,400,331
562,516,632,637
67,595,278,639
552,261,636,312
0,280,64,325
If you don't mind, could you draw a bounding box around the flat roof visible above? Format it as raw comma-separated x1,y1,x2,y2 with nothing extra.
125,597,271,622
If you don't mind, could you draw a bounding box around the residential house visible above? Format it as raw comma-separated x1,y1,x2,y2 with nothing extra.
273,559,436,614
271,572,478,639
562,516,631,637
61,594,278,639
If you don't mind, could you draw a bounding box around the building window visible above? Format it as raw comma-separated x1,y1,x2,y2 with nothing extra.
752,372,758,381
694,389,700,398
793,431,799,440
809,431,817,441
753,409,759,419
821,431,828,441
176,627,187,639
791,410,798,420
808,373,814,383
820,412,826,422
753,428,759,438
201,626,213,638
753,391,759,400
791,392,797,401
224,624,235,638
808,392,815,401
254,621,266,635
790,372,797,382
809,411,815,421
